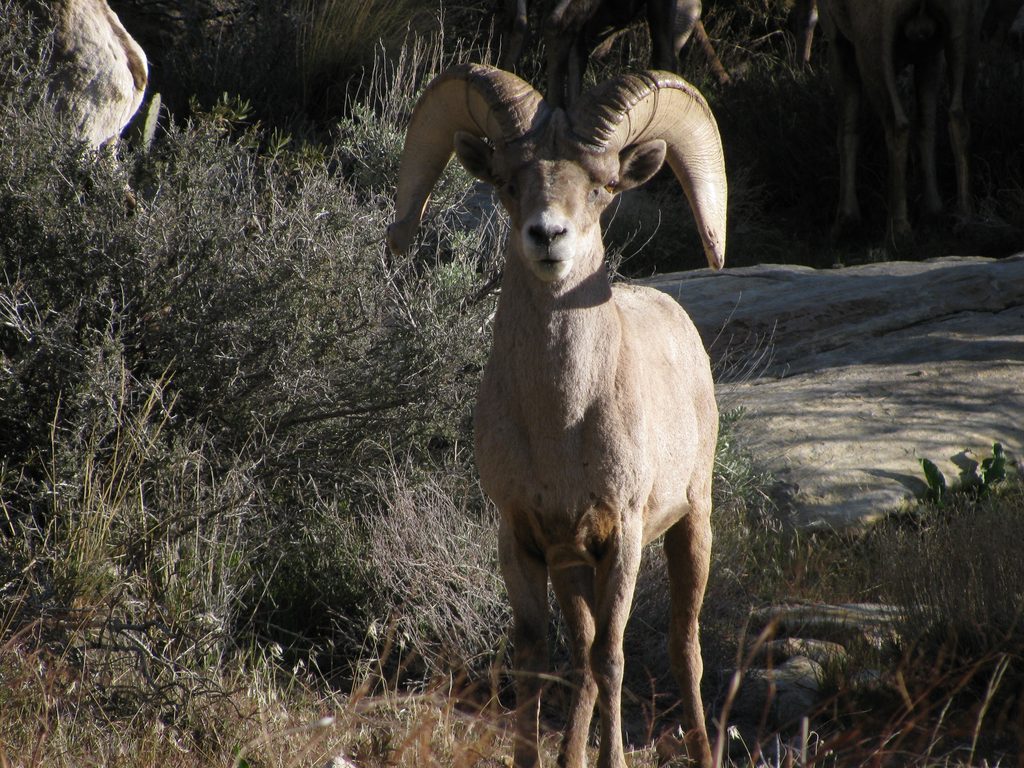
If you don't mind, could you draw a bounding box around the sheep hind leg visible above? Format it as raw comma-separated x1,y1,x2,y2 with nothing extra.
566,36,589,109
499,518,551,768
662,509,712,768
550,565,598,768
692,20,731,86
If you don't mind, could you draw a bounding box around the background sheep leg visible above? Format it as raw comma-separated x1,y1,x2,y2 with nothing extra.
875,22,913,246
828,33,864,234
691,20,732,86
853,40,911,246
566,37,589,108
646,0,701,71
663,509,713,768
945,29,976,222
914,52,944,219
546,0,604,107
550,565,599,768
592,516,644,768
880,104,912,247
544,24,590,107
499,0,530,71
789,0,818,65
646,1,731,87
545,25,571,107
499,519,550,768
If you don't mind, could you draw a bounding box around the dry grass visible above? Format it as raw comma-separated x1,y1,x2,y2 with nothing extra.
0,633,514,768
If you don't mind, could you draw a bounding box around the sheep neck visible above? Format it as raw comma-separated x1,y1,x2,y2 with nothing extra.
493,245,622,430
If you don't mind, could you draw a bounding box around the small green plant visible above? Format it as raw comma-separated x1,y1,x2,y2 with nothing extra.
919,456,948,504
919,442,1009,504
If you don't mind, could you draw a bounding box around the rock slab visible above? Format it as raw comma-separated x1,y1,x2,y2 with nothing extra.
644,254,1024,528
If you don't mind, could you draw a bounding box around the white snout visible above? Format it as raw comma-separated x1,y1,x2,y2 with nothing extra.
521,211,576,282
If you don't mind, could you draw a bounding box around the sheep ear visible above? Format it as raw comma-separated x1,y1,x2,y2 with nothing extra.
454,131,498,185
617,139,667,192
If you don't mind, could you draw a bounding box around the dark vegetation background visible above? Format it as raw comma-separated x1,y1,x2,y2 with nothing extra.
1,0,1023,764
104,0,1024,271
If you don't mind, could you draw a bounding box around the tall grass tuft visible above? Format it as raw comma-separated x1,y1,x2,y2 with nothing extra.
296,0,432,114
879,480,1024,660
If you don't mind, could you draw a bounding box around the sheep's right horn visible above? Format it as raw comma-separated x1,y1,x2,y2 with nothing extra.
387,64,547,255
570,71,727,270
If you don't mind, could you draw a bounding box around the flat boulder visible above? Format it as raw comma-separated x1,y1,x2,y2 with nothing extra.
644,254,1024,528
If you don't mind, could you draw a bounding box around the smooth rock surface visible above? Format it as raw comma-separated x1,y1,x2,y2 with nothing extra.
753,637,847,668
644,254,1024,528
750,603,904,650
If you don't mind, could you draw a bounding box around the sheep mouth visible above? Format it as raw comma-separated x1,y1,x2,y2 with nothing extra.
535,254,570,268
529,254,573,281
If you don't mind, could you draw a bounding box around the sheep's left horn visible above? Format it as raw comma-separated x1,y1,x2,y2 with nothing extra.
570,71,727,270
387,64,547,255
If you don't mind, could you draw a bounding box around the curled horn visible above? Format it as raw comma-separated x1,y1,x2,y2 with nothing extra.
570,71,728,269
387,64,547,255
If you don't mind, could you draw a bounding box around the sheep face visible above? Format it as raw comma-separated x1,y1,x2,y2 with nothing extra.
454,128,667,284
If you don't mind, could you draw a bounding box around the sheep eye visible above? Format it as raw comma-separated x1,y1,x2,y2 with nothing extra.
504,182,518,198
604,181,618,194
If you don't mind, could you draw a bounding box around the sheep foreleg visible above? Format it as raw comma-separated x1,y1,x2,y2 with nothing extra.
551,565,598,768
500,518,550,768
591,516,643,768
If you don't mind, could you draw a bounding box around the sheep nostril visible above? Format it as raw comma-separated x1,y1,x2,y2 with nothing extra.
528,223,567,246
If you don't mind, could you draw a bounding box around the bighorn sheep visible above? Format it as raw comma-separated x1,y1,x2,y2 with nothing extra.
819,0,983,247
500,0,730,108
388,64,726,768
45,0,148,148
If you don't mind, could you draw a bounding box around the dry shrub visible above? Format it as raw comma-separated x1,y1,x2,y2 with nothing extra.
0,0,500,743
363,465,508,678
0,371,261,748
